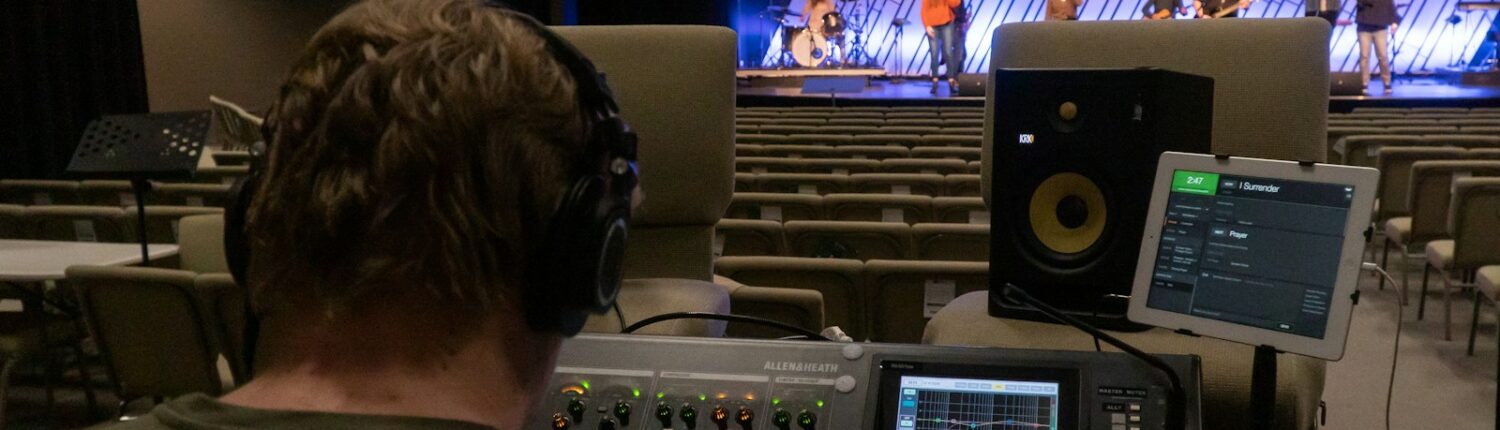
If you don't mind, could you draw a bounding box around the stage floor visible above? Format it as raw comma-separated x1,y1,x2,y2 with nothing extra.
738,76,1500,111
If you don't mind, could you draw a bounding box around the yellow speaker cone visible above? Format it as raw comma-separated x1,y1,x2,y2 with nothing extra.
1028,172,1107,254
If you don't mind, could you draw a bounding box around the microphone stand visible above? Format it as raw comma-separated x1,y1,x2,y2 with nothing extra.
1001,284,1187,430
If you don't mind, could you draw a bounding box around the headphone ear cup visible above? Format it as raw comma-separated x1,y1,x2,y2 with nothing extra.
528,175,630,335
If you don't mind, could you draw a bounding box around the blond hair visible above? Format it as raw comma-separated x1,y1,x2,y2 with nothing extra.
247,0,585,322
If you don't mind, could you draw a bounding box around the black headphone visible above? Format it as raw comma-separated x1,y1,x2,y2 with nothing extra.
223,2,637,372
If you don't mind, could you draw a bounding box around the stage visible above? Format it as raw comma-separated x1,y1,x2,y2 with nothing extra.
737,75,1500,111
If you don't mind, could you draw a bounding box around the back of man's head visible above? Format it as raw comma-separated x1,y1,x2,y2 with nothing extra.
246,0,587,359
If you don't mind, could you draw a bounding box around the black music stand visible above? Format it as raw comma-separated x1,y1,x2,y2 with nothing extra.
66,111,210,264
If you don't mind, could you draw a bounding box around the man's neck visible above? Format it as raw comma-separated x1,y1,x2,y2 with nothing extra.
220,312,560,429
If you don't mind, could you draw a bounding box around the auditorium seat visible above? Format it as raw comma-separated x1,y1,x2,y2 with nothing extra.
584,279,733,336
940,119,983,128
853,134,922,147
1439,118,1500,127
736,125,758,135
1471,148,1500,159
1325,126,1389,162
885,111,939,119
1473,266,1500,355
713,275,824,339
967,160,981,174
123,206,225,244
826,118,885,127
917,135,981,147
737,156,803,174
813,126,881,136
1337,135,1422,167
1385,125,1458,135
823,193,932,224
911,146,981,161
788,133,856,146
784,220,912,260
1422,176,1500,341
714,256,867,338
885,118,942,127
932,127,983,136
726,193,823,222
888,106,939,112
881,158,969,175
1351,107,1408,114
877,126,940,136
1460,125,1500,135
0,204,21,239
912,223,990,261
22,206,128,243
779,112,829,121
931,197,988,224
1424,134,1500,148
1370,118,1439,126
848,173,945,196
734,172,755,192
155,183,233,207
735,144,762,157
736,117,772,125
1383,158,1492,299
828,111,883,119
835,145,909,160
0,179,78,205
68,266,230,399
177,214,230,274
1374,147,1465,223
756,173,849,195
944,174,982,197
737,134,789,145
191,166,250,185
78,180,150,207
714,219,784,257
758,124,821,135
761,144,841,159
1412,107,1471,114
865,259,988,343
801,159,881,174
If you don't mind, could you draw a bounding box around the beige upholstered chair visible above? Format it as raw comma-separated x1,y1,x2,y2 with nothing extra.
22,206,128,243
784,220,912,260
715,257,865,339
1399,161,1500,309
881,158,969,175
944,174,982,197
912,223,990,262
910,146,981,161
177,214,230,274
1339,135,1424,167
77,180,149,207
554,26,737,336
68,266,228,403
852,134,922,147
760,144,841,159
865,260,988,343
835,145,909,160
726,193,823,222
154,183,233,207
714,219,785,257
190,166,250,185
0,179,78,205
952,18,1335,430
848,173,945,196
756,173,850,195
801,159,881,174
1376,148,1468,295
823,194,932,224
931,197,988,224
123,206,224,245
1422,177,1500,341
714,275,824,339
1474,266,1500,355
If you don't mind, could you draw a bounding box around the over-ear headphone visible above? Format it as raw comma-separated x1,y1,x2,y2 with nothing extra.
223,2,637,373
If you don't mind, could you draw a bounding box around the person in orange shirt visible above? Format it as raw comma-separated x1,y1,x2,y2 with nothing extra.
923,0,964,94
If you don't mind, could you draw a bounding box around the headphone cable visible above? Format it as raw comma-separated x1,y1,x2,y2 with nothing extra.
612,301,627,332
1363,262,1404,430
621,312,831,341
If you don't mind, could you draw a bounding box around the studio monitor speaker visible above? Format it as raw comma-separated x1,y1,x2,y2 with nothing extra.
988,68,1213,330
1329,71,1364,96
956,73,987,97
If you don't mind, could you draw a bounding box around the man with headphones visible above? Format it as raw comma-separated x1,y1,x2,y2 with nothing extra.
111,0,636,428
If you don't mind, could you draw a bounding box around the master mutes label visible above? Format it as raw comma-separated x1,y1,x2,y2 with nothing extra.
988,68,1213,329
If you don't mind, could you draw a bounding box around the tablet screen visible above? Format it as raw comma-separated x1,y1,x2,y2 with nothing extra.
1145,170,1356,339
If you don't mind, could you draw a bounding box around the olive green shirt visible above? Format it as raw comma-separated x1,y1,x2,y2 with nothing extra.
100,393,495,430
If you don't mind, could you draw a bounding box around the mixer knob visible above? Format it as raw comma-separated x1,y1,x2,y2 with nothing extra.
552,413,571,430
679,404,699,429
567,398,587,422
710,406,730,430
598,417,618,430
771,408,792,430
734,407,754,429
613,400,632,427
655,401,674,427
797,410,817,430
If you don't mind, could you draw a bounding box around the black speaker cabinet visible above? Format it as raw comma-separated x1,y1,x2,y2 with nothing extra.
988,68,1213,330
956,73,987,97
1330,71,1364,96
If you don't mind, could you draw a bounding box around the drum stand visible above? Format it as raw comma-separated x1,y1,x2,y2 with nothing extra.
888,18,908,82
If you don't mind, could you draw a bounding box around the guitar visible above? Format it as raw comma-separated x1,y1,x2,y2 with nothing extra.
1201,0,1247,18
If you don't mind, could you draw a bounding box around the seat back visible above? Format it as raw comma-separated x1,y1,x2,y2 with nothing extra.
23,206,128,242
931,197,989,224
852,134,921,147
1451,178,1500,269
69,266,225,399
864,260,988,343
1424,135,1500,148
556,26,736,282
1342,135,1423,167
714,219,785,257
78,180,146,207
193,273,247,383
1374,147,1466,222
912,223,991,261
191,166,251,185
761,144,841,159
848,173,944,196
918,135,982,148
0,179,79,205
726,193,823,222
178,214,230,274
124,206,224,244
881,159,969,175
784,220,912,260
1407,161,1500,244
155,183,233,207
714,256,866,338
836,145,909,160
756,173,849,195
0,204,22,239
944,174,982,197
824,194,932,224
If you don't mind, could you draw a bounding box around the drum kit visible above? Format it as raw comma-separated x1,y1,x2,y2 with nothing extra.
762,1,882,68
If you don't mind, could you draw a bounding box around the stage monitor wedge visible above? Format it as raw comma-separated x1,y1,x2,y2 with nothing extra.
988,68,1213,330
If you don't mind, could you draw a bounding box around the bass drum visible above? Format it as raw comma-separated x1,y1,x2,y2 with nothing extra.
789,30,829,67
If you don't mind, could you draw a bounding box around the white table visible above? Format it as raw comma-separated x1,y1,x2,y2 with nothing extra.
0,239,179,282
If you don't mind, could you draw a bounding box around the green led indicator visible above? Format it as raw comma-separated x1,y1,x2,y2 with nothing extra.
580,380,591,391
656,392,666,399
772,397,781,405
699,394,708,402
632,388,641,398
815,400,824,408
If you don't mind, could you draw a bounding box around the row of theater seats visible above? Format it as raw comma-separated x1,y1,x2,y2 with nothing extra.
725,193,987,226
1332,135,1500,167
1345,107,1500,114
1369,147,1500,353
0,204,222,244
0,179,238,207
716,219,987,262
735,173,980,198
714,256,987,343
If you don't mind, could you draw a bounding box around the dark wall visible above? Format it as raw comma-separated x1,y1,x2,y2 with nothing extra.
575,0,734,26
1,1,150,179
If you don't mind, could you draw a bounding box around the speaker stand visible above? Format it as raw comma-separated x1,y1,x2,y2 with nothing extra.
1250,345,1278,430
129,179,153,266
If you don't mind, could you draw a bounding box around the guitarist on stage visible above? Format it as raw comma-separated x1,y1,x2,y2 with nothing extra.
1141,0,1183,19
1195,0,1250,18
